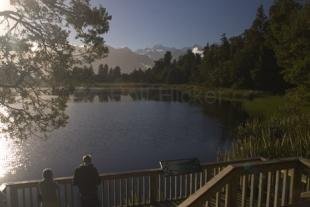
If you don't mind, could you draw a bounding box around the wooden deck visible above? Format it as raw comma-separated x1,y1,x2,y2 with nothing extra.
1,157,309,207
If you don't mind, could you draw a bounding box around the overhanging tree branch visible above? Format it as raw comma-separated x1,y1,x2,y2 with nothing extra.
0,0,111,139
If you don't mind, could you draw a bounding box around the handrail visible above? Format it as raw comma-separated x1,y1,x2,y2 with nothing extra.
178,165,238,207
178,157,310,207
1,157,267,207
300,158,310,173
301,191,310,199
3,157,265,188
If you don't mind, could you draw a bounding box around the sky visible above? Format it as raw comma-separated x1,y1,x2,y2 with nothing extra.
96,0,274,50
0,0,274,50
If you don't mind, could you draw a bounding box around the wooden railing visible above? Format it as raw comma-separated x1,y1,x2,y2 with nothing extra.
178,157,310,207
2,158,264,207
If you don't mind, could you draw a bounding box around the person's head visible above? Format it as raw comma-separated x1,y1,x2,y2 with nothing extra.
82,154,92,165
42,168,53,180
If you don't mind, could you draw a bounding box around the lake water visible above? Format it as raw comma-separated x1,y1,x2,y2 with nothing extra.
0,88,247,183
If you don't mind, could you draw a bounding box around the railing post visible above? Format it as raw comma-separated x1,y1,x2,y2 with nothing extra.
1,187,7,207
289,166,302,204
150,174,158,205
225,177,238,207
7,186,18,207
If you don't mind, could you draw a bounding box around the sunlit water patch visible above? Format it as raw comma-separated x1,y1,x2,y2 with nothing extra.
0,137,25,179
0,107,26,181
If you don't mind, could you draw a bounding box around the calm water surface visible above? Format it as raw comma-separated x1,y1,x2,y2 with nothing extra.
0,88,247,183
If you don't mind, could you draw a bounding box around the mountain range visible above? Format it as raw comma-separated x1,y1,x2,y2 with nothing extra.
90,44,204,73
136,44,191,61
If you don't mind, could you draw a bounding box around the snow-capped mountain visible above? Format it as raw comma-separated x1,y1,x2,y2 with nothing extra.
136,44,204,60
192,46,204,57
136,44,187,61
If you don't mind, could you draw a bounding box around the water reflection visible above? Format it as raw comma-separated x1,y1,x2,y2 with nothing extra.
70,88,246,131
71,88,190,103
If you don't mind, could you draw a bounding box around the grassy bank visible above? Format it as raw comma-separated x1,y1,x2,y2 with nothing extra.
219,93,310,160
219,112,310,160
242,96,285,117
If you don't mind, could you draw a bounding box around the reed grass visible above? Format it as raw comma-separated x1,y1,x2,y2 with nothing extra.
219,110,310,161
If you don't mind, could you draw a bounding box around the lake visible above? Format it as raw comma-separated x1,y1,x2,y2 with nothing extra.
0,87,247,183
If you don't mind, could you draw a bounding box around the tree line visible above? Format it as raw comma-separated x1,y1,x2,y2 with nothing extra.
69,64,122,84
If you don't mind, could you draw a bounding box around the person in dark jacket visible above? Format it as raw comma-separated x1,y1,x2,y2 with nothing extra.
73,154,100,207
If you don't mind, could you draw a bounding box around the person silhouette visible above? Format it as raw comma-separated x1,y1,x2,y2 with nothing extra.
73,154,100,207
38,169,60,207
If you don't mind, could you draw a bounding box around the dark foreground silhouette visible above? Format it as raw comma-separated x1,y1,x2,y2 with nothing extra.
73,154,101,207
38,169,60,207
37,155,100,207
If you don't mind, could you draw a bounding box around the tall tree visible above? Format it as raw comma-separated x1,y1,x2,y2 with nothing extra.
268,0,310,93
108,66,121,82
244,5,286,91
97,64,109,82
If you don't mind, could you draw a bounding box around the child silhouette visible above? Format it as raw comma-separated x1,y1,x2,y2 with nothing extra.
38,169,60,207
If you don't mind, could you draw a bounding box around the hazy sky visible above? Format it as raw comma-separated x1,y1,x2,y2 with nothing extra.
96,0,273,50
1,0,273,50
